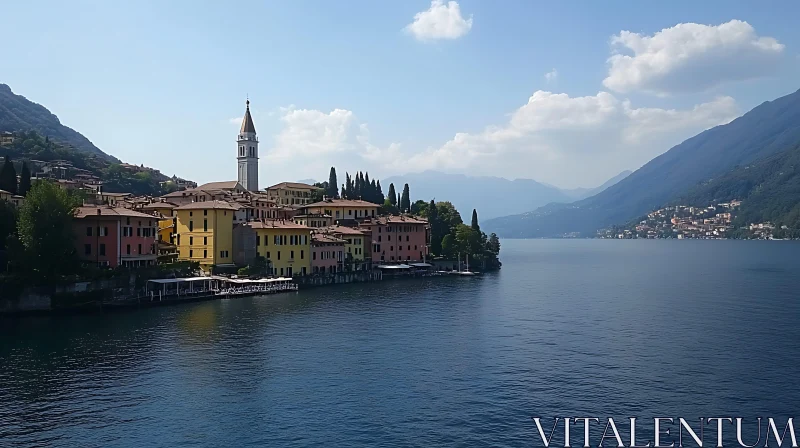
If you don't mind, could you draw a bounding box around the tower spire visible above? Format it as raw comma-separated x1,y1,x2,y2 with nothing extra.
240,98,256,134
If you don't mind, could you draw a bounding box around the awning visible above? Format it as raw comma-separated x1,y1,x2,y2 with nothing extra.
376,264,412,270
409,262,433,267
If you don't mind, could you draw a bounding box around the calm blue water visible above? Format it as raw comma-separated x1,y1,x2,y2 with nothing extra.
1,240,799,447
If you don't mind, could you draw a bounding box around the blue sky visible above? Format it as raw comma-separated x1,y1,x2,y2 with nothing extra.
3,0,799,188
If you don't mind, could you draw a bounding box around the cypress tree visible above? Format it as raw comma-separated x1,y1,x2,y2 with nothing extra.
355,171,362,199
328,167,339,198
364,173,371,202
400,183,410,212
19,162,31,196
376,180,385,205
0,155,18,195
388,183,397,206
471,209,480,232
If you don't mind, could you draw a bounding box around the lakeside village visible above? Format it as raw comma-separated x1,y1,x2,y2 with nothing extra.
597,200,788,240
0,102,501,312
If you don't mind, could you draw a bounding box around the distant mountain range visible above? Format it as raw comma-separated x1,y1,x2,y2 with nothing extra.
382,170,630,221
484,88,800,238
0,84,117,162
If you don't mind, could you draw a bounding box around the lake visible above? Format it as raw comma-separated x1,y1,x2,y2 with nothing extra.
1,239,799,447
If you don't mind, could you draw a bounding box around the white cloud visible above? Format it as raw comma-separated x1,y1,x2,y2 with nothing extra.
378,91,739,187
603,20,785,95
404,0,473,41
263,89,739,187
544,69,558,83
229,117,242,125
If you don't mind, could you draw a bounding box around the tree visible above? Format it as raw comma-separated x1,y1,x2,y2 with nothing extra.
0,155,17,195
471,209,480,232
400,183,410,212
327,167,339,198
487,233,500,255
435,201,463,231
428,200,441,256
411,200,428,216
18,162,31,196
311,182,327,202
17,181,80,279
376,180,385,205
441,234,455,259
0,200,17,250
388,183,397,206
455,224,483,256
364,173,372,202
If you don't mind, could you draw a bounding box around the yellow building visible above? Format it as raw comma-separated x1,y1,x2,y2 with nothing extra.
265,182,321,206
234,220,312,277
175,200,237,270
300,199,379,221
325,225,369,270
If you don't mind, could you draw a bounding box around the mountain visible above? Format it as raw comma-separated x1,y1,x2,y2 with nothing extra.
484,88,800,238
382,170,630,220
558,170,632,200
679,142,800,230
0,84,117,162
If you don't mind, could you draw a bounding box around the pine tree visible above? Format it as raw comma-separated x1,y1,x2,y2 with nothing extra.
388,183,397,206
471,209,480,232
327,167,339,198
18,162,31,196
0,155,18,195
400,183,410,212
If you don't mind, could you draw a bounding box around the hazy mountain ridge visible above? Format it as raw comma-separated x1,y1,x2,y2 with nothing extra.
484,88,800,238
0,84,117,162
383,170,630,220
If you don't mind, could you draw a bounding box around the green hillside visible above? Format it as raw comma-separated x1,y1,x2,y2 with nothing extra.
0,84,117,162
484,88,800,238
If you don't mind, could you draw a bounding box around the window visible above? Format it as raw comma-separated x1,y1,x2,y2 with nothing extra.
137,227,141,237
266,251,270,259
126,217,131,225
99,244,106,256
84,244,91,255
189,237,193,245
86,226,92,236
204,250,207,258
406,235,410,242
415,245,418,250
189,212,193,217
378,236,381,242
256,235,261,246
313,251,317,260
204,209,207,216
190,250,193,258
290,250,294,259
203,219,207,232
349,209,352,216
189,221,193,231
126,244,131,255
388,235,391,241
204,237,207,245
138,244,142,254
302,267,307,275
177,235,180,245
300,250,304,259
390,246,393,251
408,246,411,250
277,251,281,260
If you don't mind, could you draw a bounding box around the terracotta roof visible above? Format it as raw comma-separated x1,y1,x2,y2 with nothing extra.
360,215,428,225
196,181,242,191
247,220,311,230
141,201,177,209
265,182,321,190
75,206,156,219
240,101,257,134
325,225,368,235
312,233,345,244
303,199,379,208
175,200,239,211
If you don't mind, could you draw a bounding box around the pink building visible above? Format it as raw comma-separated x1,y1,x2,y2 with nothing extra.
74,206,159,268
311,233,344,274
361,216,429,263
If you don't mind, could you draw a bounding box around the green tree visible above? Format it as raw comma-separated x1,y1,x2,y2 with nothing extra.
435,201,463,231
18,162,32,196
311,182,327,202
455,224,483,256
411,200,428,216
400,183,410,212
375,180,385,204
388,183,397,206
428,200,441,256
17,181,80,280
0,155,17,194
487,233,500,255
327,167,339,198
441,234,455,259
0,200,17,250
471,209,480,232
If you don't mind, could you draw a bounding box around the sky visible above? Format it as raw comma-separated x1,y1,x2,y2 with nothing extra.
2,0,800,189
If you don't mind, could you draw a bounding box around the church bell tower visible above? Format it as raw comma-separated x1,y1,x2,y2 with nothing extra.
237,99,259,191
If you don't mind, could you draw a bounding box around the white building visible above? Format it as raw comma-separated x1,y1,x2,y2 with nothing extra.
236,100,259,192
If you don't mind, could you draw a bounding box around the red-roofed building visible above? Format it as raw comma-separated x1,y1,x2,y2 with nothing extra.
359,216,429,263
